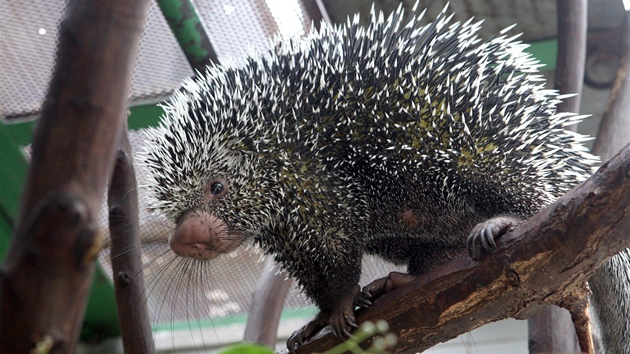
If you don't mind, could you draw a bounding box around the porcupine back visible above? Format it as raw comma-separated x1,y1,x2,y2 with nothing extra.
256,6,598,265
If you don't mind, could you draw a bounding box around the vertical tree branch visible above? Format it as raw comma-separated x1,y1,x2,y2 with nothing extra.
243,258,293,346
108,126,154,353
528,306,580,353
527,1,588,351
592,14,630,160
554,0,587,131
0,0,150,352
300,0,330,31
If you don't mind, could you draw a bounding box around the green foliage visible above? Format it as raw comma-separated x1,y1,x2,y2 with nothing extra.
216,321,395,354
324,320,396,354
218,343,275,354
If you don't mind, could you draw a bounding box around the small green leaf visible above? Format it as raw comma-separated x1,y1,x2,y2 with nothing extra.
218,343,275,354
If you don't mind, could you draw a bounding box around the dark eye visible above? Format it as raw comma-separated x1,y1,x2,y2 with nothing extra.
210,181,224,195
204,177,228,200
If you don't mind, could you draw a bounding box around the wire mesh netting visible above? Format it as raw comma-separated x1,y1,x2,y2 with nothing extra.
0,0,193,119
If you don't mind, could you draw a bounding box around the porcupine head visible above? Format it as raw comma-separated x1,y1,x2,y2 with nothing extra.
143,2,598,351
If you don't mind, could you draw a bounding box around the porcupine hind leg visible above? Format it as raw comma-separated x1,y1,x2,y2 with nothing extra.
467,215,523,260
355,272,417,308
356,216,523,307
355,246,453,308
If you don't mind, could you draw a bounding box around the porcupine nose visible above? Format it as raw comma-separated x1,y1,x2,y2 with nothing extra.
169,210,231,260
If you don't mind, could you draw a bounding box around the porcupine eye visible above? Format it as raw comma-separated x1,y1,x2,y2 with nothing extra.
210,182,223,195
204,177,229,201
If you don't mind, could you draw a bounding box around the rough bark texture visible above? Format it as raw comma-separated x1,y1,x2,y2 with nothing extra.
295,143,630,354
0,0,150,352
108,129,154,354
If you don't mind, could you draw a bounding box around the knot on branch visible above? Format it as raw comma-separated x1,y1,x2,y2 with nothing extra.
18,190,102,269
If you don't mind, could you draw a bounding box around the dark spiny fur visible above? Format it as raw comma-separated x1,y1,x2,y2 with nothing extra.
143,3,598,348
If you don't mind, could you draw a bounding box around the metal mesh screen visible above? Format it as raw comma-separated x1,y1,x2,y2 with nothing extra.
1,2,65,118
0,0,193,119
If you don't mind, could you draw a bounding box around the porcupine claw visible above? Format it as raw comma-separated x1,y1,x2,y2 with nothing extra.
329,284,360,339
287,314,327,353
356,272,418,307
467,215,523,259
355,277,387,308
287,286,359,352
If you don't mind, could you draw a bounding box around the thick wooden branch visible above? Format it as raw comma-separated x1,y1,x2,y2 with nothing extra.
0,0,150,352
108,129,154,353
296,143,630,353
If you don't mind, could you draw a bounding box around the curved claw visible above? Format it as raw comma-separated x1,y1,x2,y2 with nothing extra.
330,310,358,339
329,285,360,340
467,215,522,260
355,278,387,308
355,272,417,309
287,285,360,352
286,330,305,354
355,292,373,308
481,224,497,251
286,315,328,353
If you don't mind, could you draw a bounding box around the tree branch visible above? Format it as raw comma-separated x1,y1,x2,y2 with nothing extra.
295,143,630,353
554,0,587,128
244,258,293,346
108,128,154,353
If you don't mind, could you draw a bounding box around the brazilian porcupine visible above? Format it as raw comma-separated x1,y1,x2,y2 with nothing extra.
143,3,599,351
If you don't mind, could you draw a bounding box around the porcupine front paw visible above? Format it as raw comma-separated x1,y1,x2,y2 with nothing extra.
467,215,522,259
286,285,360,352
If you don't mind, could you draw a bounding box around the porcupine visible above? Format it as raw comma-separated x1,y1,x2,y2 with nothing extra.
143,3,601,352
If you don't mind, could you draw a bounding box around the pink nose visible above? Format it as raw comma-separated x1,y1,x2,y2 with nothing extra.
169,210,229,260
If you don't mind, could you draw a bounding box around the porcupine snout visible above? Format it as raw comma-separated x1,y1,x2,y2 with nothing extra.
170,210,242,260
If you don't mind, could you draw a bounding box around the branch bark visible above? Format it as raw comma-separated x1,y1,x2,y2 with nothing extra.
295,143,630,353
108,128,154,353
0,0,150,352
